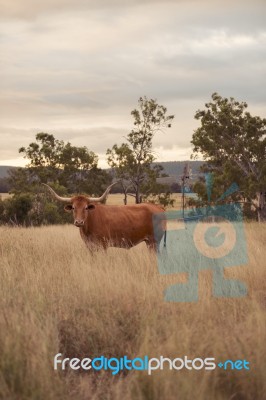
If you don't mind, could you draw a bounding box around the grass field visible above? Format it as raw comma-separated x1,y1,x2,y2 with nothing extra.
0,221,265,400
107,193,188,209
0,193,11,200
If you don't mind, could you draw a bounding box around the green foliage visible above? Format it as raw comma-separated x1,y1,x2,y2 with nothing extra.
144,191,174,208
191,93,266,220
39,202,70,225
0,191,71,226
0,198,4,216
170,182,182,193
107,96,174,204
18,132,100,191
8,168,33,195
0,177,10,192
1,194,33,225
2,133,112,226
71,167,112,197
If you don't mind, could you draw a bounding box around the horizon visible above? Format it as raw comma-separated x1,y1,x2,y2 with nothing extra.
0,159,203,170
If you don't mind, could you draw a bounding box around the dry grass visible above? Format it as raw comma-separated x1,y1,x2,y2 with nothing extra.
0,222,265,400
106,193,184,208
106,194,135,205
0,193,11,200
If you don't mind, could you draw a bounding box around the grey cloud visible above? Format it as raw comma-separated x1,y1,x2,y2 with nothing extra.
0,128,36,160
42,93,105,109
0,0,191,20
1,0,265,21
56,127,127,153
0,0,265,166
0,126,127,157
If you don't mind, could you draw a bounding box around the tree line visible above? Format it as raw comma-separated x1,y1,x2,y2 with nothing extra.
0,97,174,225
0,93,265,225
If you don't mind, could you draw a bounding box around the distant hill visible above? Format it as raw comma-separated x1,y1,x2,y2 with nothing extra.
0,166,17,179
0,161,204,179
155,161,204,180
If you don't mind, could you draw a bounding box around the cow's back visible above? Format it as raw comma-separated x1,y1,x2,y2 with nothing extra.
83,203,164,247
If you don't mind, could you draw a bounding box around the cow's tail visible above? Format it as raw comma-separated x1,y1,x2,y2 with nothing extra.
163,230,167,248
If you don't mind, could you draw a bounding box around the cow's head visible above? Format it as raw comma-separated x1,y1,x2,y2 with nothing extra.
64,197,96,227
42,183,116,227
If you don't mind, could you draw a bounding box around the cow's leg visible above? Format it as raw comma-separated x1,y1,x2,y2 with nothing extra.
84,240,96,255
146,231,165,252
84,238,108,254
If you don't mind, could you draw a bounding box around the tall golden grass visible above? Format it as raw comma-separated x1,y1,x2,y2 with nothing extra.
0,193,11,200
106,193,185,207
0,222,265,400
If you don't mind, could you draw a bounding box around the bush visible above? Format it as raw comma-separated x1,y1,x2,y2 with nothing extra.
0,194,71,226
1,194,33,225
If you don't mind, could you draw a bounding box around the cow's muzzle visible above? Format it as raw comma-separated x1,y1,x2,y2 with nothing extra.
74,220,84,227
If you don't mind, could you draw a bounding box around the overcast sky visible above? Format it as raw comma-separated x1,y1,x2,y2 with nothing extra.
1,0,265,167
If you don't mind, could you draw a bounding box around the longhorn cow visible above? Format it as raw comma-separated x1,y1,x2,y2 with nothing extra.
42,183,165,250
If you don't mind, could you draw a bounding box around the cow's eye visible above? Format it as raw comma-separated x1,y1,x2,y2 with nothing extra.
85,204,95,211
64,204,74,212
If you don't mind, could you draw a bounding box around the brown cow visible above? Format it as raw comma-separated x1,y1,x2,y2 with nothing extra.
42,183,165,250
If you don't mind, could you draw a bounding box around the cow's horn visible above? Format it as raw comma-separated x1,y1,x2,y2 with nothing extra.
88,182,118,203
42,183,72,203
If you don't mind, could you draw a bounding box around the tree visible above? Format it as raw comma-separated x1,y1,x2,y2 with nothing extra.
1,194,33,225
16,132,112,196
106,143,134,204
18,133,99,189
2,133,112,226
107,96,174,204
191,93,266,221
8,168,35,195
0,177,10,193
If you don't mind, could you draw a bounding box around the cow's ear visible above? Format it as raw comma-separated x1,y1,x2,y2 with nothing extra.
86,204,95,211
64,204,73,212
